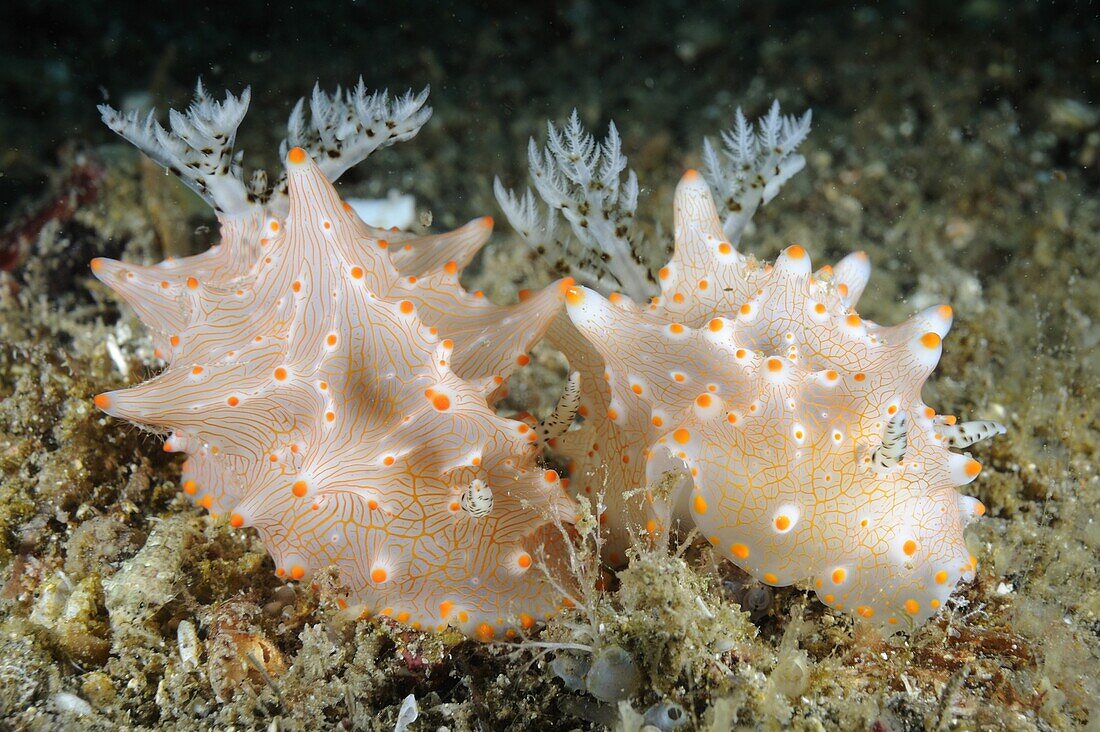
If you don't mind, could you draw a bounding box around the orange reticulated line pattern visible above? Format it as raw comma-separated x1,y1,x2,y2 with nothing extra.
91,148,575,640
559,169,999,633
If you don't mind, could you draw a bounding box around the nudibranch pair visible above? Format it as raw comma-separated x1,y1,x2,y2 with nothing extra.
92,82,576,639
92,82,1005,637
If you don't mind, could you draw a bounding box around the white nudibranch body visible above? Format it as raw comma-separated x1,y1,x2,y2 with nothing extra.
92,81,577,641
563,170,1005,632
498,101,1005,633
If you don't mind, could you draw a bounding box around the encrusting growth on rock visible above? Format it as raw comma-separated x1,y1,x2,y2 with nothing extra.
92,81,576,639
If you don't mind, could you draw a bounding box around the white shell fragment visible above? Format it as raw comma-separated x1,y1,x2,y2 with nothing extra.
394,694,419,732
346,192,417,230
177,619,201,669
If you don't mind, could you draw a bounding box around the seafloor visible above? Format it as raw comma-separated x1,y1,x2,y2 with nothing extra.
1,3,1097,730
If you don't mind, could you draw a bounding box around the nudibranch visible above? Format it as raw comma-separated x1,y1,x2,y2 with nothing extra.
90,81,576,639
546,315,657,567
564,170,1006,631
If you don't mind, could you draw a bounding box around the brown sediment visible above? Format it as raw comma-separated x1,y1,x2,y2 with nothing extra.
0,6,1097,730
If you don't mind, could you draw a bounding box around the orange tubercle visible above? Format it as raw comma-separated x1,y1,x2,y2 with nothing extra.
287,147,307,164
920,332,942,349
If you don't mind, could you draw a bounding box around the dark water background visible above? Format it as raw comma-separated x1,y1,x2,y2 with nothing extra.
2,1,1096,214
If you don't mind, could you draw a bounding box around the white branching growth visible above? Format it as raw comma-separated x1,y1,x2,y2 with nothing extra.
99,81,254,215
274,80,432,196
99,78,431,217
528,490,610,652
495,111,656,301
702,100,812,244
